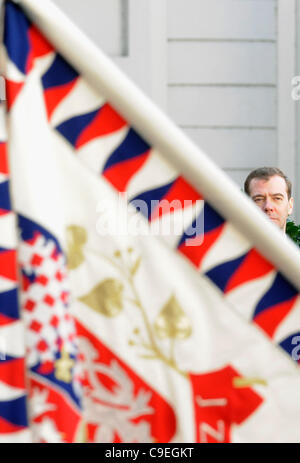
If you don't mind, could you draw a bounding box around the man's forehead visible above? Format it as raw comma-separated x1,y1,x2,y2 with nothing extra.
249,175,288,196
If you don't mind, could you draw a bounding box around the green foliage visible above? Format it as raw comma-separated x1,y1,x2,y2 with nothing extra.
286,219,300,246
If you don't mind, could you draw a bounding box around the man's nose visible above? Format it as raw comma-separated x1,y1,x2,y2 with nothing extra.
264,199,274,211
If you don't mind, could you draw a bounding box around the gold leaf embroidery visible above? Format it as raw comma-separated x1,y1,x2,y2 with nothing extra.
75,420,87,443
66,225,87,270
130,257,141,276
79,278,124,317
233,377,267,388
54,348,75,383
154,295,192,340
96,249,188,377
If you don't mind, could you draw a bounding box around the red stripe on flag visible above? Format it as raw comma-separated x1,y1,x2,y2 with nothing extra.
0,416,26,434
44,79,78,121
76,103,127,149
26,26,54,74
103,151,150,192
179,225,225,269
0,313,17,326
225,249,275,294
254,296,298,338
28,25,54,59
151,176,203,221
25,48,33,74
0,144,8,175
5,80,24,111
0,209,10,217
0,250,17,282
0,358,26,389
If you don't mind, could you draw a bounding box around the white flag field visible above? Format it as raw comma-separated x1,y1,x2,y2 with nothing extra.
0,0,300,443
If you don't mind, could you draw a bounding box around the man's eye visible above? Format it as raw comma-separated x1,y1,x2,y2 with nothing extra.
254,198,263,202
275,197,282,201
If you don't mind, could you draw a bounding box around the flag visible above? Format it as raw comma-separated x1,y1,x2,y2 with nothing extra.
0,109,29,442
1,0,300,443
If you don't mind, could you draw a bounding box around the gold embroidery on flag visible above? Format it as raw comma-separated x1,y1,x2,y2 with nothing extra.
54,348,75,383
78,247,189,377
79,278,124,317
66,225,87,270
233,377,267,388
75,420,88,443
154,295,192,340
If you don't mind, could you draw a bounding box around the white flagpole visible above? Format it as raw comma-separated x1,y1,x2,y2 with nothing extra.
10,0,300,292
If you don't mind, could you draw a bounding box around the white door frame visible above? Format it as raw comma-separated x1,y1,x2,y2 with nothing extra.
277,0,297,217
114,0,167,110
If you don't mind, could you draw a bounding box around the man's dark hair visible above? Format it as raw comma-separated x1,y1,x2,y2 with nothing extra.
244,167,292,199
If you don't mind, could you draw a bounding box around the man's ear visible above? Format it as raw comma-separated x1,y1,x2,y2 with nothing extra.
288,197,294,215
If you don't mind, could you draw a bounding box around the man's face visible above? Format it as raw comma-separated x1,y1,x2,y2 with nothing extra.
248,175,293,231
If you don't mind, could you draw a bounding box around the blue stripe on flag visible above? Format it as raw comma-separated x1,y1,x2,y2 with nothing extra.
18,214,63,254
4,2,31,74
254,273,298,318
177,202,224,247
103,128,150,172
0,396,28,427
177,211,202,246
55,109,98,147
31,361,81,408
202,203,225,233
0,181,11,212
205,254,247,293
0,289,19,320
42,54,78,88
130,181,175,220
279,332,300,360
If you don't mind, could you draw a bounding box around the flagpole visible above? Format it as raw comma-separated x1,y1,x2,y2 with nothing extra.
10,0,300,291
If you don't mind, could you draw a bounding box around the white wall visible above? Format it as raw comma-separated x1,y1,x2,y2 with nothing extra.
167,0,277,190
